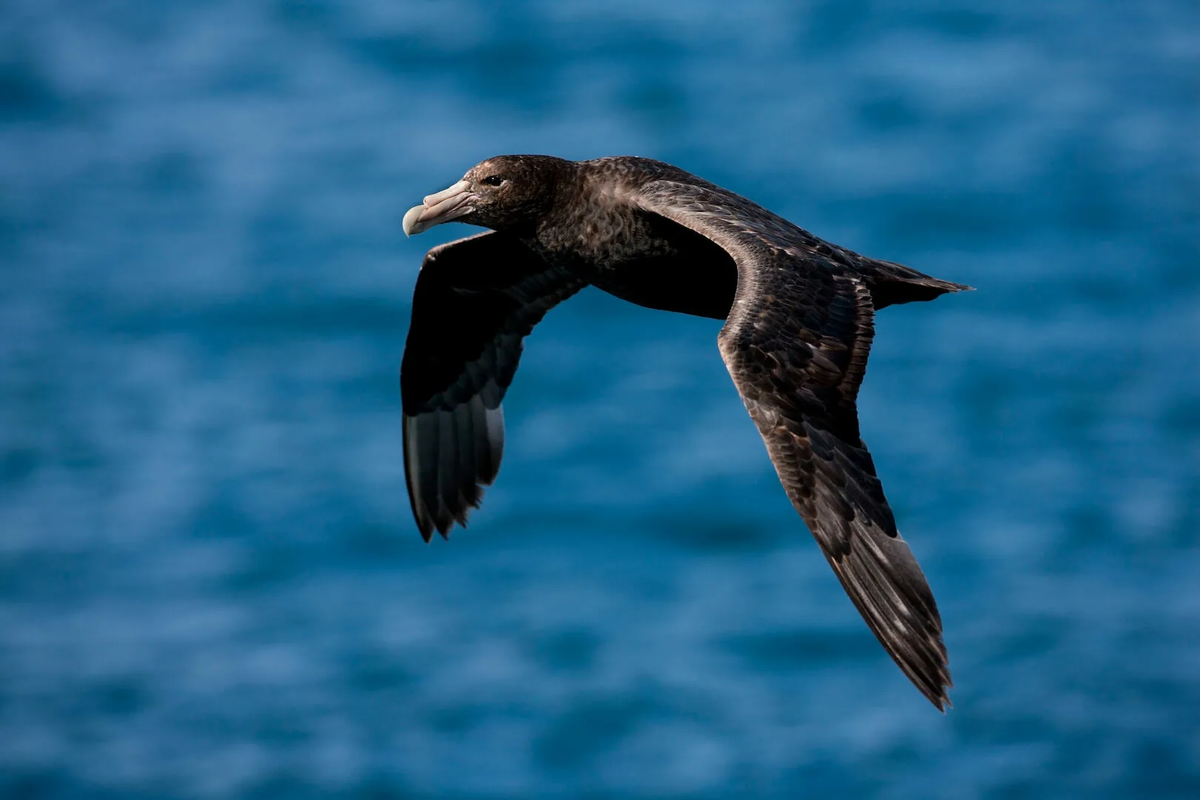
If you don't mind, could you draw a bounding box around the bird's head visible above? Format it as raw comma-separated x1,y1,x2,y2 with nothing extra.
402,155,569,237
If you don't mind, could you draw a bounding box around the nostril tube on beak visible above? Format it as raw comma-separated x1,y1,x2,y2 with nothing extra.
402,180,475,237
423,180,471,208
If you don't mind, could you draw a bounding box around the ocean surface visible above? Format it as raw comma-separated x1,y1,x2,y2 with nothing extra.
2,1,1198,797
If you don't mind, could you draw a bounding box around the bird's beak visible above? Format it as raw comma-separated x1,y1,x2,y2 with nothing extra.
402,180,475,236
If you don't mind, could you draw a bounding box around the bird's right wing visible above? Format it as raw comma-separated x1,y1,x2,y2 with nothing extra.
629,175,952,709
401,232,587,541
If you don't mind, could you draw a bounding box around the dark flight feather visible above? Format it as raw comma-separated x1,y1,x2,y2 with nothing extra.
400,231,585,540
628,167,955,708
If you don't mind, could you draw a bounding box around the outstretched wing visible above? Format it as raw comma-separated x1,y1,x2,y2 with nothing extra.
629,172,952,709
401,232,586,541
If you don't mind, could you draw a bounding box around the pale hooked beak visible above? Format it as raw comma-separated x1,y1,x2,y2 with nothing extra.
402,180,475,236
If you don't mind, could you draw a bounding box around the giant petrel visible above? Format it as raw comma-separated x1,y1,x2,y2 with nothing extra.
400,155,970,709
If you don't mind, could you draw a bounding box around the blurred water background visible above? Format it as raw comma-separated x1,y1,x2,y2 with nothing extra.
2,1,1199,797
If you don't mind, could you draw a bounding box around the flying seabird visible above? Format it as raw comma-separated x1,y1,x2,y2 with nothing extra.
399,155,970,710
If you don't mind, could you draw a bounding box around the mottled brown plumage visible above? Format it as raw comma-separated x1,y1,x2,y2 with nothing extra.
400,155,970,710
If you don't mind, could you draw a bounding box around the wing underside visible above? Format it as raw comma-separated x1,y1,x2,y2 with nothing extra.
401,232,586,540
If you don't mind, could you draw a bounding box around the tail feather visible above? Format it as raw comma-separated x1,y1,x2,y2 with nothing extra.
865,259,973,309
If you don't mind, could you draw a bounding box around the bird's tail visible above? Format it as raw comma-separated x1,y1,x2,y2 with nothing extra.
864,258,973,309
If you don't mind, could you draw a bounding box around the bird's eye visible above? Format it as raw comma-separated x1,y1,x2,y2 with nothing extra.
481,175,504,187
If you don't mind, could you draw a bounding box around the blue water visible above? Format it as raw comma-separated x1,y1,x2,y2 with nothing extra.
2,1,1198,797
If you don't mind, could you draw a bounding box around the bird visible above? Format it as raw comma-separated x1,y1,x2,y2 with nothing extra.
399,155,970,710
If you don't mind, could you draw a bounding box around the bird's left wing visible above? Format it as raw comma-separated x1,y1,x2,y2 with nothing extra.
401,232,586,541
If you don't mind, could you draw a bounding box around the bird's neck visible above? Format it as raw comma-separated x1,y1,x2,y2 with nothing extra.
525,169,667,272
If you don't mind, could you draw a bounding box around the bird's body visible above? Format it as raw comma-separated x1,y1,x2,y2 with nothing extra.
399,155,970,709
